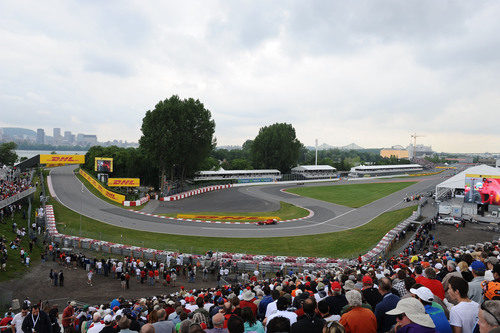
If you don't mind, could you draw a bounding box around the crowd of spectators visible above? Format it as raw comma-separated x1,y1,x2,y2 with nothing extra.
0,168,32,201
3,230,500,333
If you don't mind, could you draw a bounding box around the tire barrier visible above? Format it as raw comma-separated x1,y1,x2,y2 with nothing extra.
44,204,412,271
123,195,150,207
361,210,420,262
158,185,233,202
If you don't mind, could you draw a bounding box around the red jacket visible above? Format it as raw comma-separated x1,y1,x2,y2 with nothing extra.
239,300,258,316
415,276,445,300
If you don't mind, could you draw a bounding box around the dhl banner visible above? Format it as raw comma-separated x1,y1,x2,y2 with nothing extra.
177,214,280,221
108,178,140,187
79,169,125,204
466,174,500,179
40,154,85,164
45,163,66,168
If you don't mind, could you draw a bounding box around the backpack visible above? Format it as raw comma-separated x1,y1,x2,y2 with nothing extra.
482,280,500,300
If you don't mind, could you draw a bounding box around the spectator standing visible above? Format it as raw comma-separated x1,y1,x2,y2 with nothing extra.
361,276,382,309
205,313,228,333
339,290,376,333
477,300,500,333
417,268,445,301
11,305,29,333
468,261,486,304
386,298,436,332
21,304,52,333
241,307,264,333
447,276,479,333
290,297,325,333
410,287,451,333
265,297,297,328
374,277,400,333
324,282,348,316
100,315,115,333
152,309,175,333
239,290,258,317
61,301,76,333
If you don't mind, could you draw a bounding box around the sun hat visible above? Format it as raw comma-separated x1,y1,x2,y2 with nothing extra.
103,314,113,323
241,290,255,301
410,286,434,303
386,298,435,328
70,301,77,307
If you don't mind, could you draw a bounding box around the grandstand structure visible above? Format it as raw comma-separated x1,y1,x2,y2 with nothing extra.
193,169,281,183
348,164,423,178
290,165,337,179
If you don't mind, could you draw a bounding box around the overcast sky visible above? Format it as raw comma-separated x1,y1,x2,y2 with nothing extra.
1,1,499,153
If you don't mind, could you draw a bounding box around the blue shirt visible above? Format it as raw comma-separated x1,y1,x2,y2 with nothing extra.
425,304,451,333
258,295,273,318
375,293,400,333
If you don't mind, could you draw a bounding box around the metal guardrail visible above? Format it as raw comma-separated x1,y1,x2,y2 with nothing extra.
0,187,36,209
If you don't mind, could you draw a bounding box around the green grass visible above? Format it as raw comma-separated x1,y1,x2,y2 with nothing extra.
50,180,417,257
0,172,43,282
159,201,309,222
75,172,145,211
286,182,417,208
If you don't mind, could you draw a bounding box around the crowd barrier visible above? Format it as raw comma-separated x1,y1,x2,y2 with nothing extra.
158,185,233,202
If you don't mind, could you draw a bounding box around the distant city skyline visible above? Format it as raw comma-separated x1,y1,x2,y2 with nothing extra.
1,2,500,153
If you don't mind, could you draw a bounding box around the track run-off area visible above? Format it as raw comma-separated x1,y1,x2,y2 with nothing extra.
48,165,451,239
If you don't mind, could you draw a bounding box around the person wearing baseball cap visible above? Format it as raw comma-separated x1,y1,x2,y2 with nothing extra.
324,281,347,317
361,275,382,310
469,260,487,304
386,298,436,332
410,286,451,333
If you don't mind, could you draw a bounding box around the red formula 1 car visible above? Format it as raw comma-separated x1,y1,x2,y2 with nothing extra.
465,178,500,205
256,219,278,226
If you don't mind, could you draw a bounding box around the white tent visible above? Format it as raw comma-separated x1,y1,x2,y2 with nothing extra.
435,164,500,200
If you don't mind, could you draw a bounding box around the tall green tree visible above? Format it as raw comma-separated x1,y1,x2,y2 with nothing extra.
0,142,18,166
139,95,216,188
251,123,302,173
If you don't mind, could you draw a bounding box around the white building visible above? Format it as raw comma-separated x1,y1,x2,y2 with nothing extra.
291,165,337,179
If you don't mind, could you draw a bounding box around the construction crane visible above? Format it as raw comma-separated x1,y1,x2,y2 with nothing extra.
410,133,424,159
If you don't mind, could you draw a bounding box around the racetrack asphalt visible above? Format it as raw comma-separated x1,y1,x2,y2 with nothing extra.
49,165,451,238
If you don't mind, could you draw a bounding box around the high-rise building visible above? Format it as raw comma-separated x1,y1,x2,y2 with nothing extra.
53,128,61,145
36,128,45,144
64,131,73,144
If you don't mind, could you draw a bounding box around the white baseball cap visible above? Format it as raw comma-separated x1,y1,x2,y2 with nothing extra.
410,286,434,303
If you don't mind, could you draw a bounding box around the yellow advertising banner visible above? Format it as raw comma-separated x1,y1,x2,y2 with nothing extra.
79,169,125,203
40,154,85,164
466,174,500,179
108,178,140,187
177,214,280,221
45,163,66,168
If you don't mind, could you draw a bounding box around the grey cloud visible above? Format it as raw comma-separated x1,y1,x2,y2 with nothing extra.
83,54,134,77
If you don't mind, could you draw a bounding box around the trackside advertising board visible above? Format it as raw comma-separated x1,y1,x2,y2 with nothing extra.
464,174,500,205
79,169,125,204
40,154,85,164
108,178,140,187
